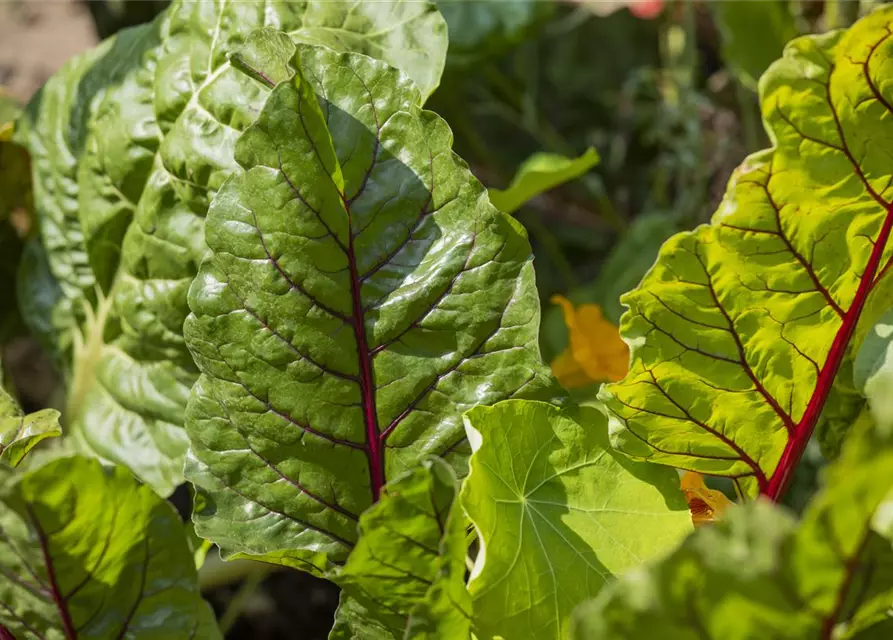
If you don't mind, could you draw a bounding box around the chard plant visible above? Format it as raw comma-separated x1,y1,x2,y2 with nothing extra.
2,2,893,640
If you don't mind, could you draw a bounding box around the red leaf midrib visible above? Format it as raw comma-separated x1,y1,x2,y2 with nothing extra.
763,44,893,499
763,204,893,499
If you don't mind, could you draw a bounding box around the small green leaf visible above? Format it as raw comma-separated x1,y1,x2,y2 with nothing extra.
0,456,219,639
0,382,60,468
335,458,472,638
488,148,600,215
711,0,798,90
572,411,893,640
461,400,692,640
185,44,555,572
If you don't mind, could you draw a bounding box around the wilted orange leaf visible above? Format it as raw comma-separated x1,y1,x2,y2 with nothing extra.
549,295,629,389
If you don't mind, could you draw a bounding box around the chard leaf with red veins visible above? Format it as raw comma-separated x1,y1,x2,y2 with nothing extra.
183,44,555,571
0,456,219,639
17,0,448,497
599,7,893,500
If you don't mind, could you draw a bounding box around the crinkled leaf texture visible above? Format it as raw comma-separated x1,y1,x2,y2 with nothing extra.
332,458,471,639
461,400,692,640
0,455,219,639
573,408,893,640
183,44,555,572
0,383,60,468
600,6,893,499
488,148,599,215
17,0,448,496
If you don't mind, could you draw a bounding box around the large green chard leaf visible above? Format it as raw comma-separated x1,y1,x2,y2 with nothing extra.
461,400,692,640
0,382,60,468
572,408,893,640
19,0,448,496
0,455,219,639
599,7,893,500
333,458,471,638
184,44,555,570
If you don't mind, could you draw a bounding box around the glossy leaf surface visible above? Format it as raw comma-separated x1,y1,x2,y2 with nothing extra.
334,458,471,638
461,400,691,640
184,45,555,570
0,383,60,468
488,148,599,215
0,456,219,639
18,0,448,496
573,412,893,640
600,7,893,499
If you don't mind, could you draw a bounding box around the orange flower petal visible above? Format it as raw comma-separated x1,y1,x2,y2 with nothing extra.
681,472,734,526
549,295,629,387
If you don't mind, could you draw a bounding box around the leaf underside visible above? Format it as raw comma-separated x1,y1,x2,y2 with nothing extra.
18,0,448,496
184,46,554,570
600,8,893,499
0,382,61,468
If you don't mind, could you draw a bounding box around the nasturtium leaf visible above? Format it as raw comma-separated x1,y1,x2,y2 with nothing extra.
572,409,893,640
0,382,60,468
711,0,798,90
461,400,692,640
488,148,600,215
436,0,554,67
184,44,555,571
18,0,449,496
600,6,893,500
0,455,219,639
334,458,472,638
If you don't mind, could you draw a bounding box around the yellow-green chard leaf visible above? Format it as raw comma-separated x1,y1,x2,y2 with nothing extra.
183,45,555,571
572,406,893,640
488,148,600,215
16,0,448,496
461,400,692,640
332,458,472,639
0,456,219,639
600,7,893,501
0,382,60,468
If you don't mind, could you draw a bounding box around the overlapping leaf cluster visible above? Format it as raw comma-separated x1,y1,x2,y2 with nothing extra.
9,2,893,639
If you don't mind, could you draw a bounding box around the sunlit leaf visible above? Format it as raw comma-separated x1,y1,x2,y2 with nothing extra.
18,0,449,496
333,458,472,638
0,381,60,468
573,410,893,640
462,400,691,640
184,44,555,572
0,456,219,639
600,7,893,499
